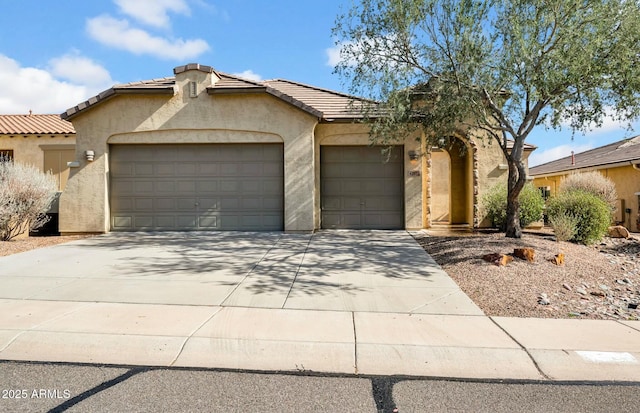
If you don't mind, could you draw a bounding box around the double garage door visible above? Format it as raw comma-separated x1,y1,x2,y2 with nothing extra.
110,144,283,231
321,146,404,229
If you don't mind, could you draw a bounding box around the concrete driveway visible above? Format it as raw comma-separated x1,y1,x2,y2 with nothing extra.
2,231,639,381
0,230,481,315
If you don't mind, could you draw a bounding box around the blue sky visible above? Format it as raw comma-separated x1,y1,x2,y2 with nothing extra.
0,0,637,166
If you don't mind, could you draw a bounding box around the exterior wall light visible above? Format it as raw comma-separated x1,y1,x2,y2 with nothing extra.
85,150,95,161
408,150,419,161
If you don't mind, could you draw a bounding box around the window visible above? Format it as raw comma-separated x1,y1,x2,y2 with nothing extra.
0,149,13,162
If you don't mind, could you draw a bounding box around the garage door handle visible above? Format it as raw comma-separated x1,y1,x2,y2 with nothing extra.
194,203,199,206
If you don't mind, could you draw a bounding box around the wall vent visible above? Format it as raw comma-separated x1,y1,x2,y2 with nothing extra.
189,81,197,98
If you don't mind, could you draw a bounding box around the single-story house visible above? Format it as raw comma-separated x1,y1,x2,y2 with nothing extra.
0,114,76,235
0,113,76,191
57,63,533,234
530,136,640,232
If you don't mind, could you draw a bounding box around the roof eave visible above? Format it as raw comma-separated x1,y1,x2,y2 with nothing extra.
61,87,175,120
207,86,268,95
530,158,640,178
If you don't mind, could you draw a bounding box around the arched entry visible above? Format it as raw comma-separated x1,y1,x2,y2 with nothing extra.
429,138,472,226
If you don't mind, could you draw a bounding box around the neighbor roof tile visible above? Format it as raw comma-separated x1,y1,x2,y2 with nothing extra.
0,114,75,134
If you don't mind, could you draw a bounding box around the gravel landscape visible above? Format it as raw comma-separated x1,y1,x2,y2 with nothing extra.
414,230,640,320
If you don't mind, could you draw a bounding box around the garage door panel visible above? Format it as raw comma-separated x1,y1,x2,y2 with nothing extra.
155,164,175,176
134,181,154,193
175,181,196,193
263,197,283,210
134,216,154,228
134,164,154,176
263,163,282,176
134,198,153,210
154,181,176,193
110,144,283,231
113,216,132,229
321,146,403,229
176,215,197,228
198,216,218,229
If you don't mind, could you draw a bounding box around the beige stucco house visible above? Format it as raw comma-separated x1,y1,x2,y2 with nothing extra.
530,137,640,232
57,63,528,234
0,114,76,191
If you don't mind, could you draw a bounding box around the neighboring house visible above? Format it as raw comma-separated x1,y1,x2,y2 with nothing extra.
0,114,76,235
0,114,76,191
530,137,640,232
58,63,532,234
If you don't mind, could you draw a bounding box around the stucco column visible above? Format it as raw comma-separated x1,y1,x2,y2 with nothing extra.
59,148,109,233
283,127,316,232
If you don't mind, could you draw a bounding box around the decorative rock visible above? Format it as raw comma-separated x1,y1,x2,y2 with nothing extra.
482,253,513,266
608,225,631,239
590,291,606,297
576,287,587,295
562,283,572,291
549,253,565,266
514,248,535,262
538,293,550,305
629,303,639,310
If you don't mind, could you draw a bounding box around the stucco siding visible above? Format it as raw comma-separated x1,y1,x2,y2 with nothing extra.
60,69,318,233
0,135,75,169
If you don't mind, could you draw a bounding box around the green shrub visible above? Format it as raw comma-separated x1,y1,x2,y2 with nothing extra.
561,172,617,211
547,190,611,245
548,210,578,242
482,182,545,230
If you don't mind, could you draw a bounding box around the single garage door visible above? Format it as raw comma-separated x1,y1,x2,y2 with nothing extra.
110,144,283,231
321,146,404,229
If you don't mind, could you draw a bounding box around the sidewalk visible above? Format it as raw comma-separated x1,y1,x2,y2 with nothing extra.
1,299,638,381
0,231,638,381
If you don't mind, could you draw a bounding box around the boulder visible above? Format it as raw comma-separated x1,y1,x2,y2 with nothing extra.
482,253,513,266
608,225,630,239
514,248,535,262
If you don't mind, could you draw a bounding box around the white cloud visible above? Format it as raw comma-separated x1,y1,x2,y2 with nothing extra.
232,70,262,82
0,54,113,114
115,0,190,28
86,15,210,60
326,44,342,67
48,53,114,88
560,105,632,135
528,143,594,167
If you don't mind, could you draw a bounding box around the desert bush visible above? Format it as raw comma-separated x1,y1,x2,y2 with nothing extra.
547,190,611,245
482,182,545,230
561,172,617,211
548,210,578,242
0,160,57,241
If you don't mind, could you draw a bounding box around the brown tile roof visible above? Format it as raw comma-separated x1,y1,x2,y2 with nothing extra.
529,136,640,176
262,79,371,120
0,114,75,135
61,64,373,121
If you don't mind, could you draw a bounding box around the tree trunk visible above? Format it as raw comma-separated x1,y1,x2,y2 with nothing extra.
504,137,528,238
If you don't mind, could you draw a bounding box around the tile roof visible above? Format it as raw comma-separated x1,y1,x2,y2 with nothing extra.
529,136,640,176
0,114,75,135
262,79,371,120
61,64,373,121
